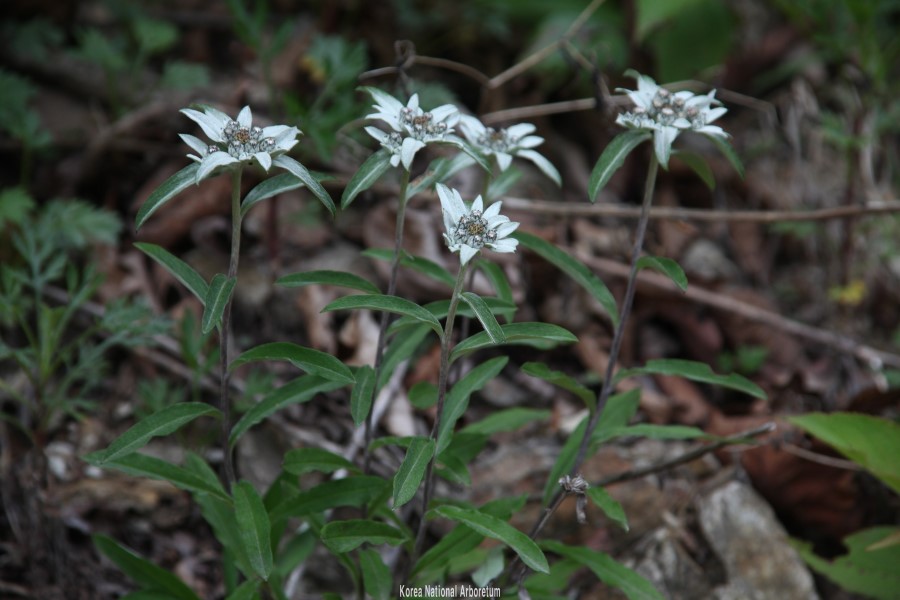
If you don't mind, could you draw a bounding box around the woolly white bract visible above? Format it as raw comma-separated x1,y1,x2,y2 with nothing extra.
180,105,300,183
615,71,728,167
438,183,518,265
363,88,459,171
459,115,561,185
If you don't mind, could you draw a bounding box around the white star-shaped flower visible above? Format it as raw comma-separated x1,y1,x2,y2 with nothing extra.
362,87,459,171
180,105,300,183
459,115,561,185
615,71,728,167
438,183,518,265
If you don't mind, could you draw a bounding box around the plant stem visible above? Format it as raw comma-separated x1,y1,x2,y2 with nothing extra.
571,153,658,469
409,261,469,567
504,153,659,586
219,169,242,488
364,168,412,473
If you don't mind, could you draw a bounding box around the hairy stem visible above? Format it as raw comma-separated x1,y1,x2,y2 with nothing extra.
409,261,469,570
505,153,659,585
219,168,242,488
364,168,412,472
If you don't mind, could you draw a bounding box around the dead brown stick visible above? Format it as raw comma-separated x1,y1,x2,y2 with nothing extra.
578,253,900,370
504,196,900,222
596,422,776,487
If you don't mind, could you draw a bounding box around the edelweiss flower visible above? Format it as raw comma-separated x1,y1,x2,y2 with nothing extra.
180,105,300,183
363,88,459,170
615,71,728,167
438,183,518,265
459,115,561,185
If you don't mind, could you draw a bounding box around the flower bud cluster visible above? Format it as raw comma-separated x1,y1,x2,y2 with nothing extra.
211,120,276,161
453,209,498,250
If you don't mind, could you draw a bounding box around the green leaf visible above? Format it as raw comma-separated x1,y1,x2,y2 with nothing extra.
350,365,376,426
378,324,430,390
277,270,380,294
194,495,253,579
84,403,220,464
322,294,443,337
637,256,687,292
233,481,273,581
791,527,900,600
320,519,406,554
431,505,549,574
587,487,629,531
709,135,744,179
270,476,387,522
231,342,354,384
461,408,551,435
588,130,652,201
135,163,200,230
393,437,435,508
100,453,230,503
513,231,619,325
787,413,900,495
543,415,587,503
408,381,438,409
437,356,509,455
592,388,642,445
201,274,236,334
460,292,505,344
272,155,336,215
390,297,516,334
359,549,392,600
475,259,514,310
363,248,455,288
283,448,357,476
229,375,344,446
608,423,711,441
342,149,393,209
521,361,595,411
673,150,715,190
407,153,476,198
134,242,208,304
615,358,766,399
450,322,577,363
543,540,663,599
241,172,306,217
93,534,201,600
224,580,261,600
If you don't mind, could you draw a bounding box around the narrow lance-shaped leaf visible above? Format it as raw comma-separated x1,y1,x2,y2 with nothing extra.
521,361,595,411
436,356,508,455
363,248,455,288
587,487,629,531
272,154,336,215
542,540,663,599
636,256,688,292
241,172,305,217
513,231,619,325
84,403,220,464
461,407,551,435
322,294,443,337
615,358,766,399
450,322,577,363
231,342,354,384
407,153,477,198
673,150,715,190
431,505,549,574
93,534,202,600
135,163,200,230
319,520,406,554
283,448,358,476
229,375,344,446
359,549,391,600
270,476,387,522
201,274,236,334
350,365,376,426
233,481,273,581
101,453,230,503
588,130,651,201
392,437,435,508
710,135,744,179
460,291,505,344
134,242,208,305
342,149,392,209
277,270,380,294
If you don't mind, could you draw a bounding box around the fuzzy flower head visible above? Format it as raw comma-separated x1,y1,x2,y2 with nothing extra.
180,105,300,183
363,88,459,170
459,115,561,185
438,183,518,265
615,71,728,167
